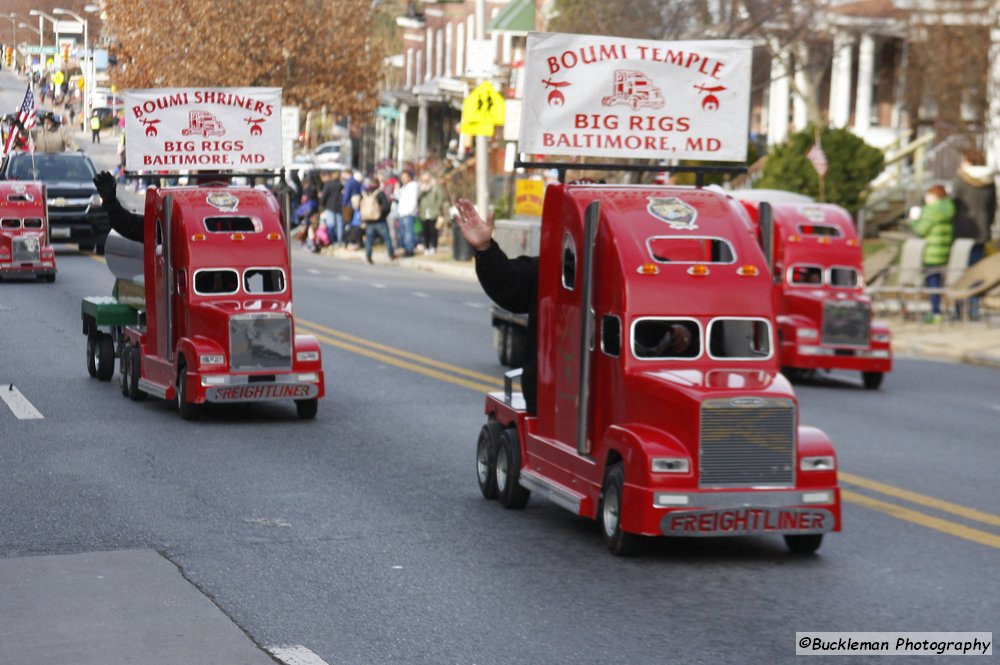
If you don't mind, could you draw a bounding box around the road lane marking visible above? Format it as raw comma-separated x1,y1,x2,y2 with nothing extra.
840,471,1000,529
0,385,44,420
412,291,430,298
268,645,331,665
842,490,1000,550
297,318,503,387
462,301,487,308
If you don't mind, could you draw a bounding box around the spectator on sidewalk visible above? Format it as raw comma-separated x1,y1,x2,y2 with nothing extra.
911,184,955,323
341,170,363,239
320,169,344,247
952,148,996,318
418,172,445,255
362,177,396,264
396,170,419,257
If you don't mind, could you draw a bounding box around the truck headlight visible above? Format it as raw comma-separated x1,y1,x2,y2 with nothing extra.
651,457,689,473
200,354,225,366
201,375,227,386
297,372,318,382
296,351,319,362
800,455,835,471
797,328,819,340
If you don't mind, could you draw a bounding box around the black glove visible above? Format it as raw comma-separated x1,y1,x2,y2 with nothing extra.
93,171,117,202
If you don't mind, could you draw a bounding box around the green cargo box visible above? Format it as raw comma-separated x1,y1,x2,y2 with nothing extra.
81,296,139,333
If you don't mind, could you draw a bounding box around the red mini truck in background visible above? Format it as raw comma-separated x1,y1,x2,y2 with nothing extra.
82,185,324,420
738,198,892,389
0,182,57,282
476,183,842,555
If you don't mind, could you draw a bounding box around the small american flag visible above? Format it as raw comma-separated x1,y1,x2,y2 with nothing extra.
3,84,37,157
807,138,827,177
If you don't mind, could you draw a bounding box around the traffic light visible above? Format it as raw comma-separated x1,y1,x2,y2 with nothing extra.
4,48,11,67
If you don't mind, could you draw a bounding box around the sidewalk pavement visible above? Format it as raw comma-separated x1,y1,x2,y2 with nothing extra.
316,244,1000,370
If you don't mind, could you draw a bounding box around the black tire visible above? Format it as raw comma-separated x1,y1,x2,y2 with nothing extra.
476,421,504,500
782,367,807,383
295,398,318,419
94,333,115,381
506,326,526,368
86,333,98,378
495,428,530,509
600,464,641,556
176,364,201,421
78,243,94,252
784,534,823,554
128,345,146,401
119,344,131,396
44,273,56,283
862,371,883,390
496,324,510,366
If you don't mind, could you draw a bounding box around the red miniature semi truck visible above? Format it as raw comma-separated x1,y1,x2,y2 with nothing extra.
81,184,324,420
737,196,892,389
0,182,57,282
476,183,841,555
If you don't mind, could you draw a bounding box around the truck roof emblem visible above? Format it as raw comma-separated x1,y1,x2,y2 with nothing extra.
798,206,824,222
206,192,240,212
647,196,697,230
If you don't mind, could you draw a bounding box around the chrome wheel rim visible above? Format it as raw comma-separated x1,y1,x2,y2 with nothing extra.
602,487,620,538
496,447,508,492
476,439,490,484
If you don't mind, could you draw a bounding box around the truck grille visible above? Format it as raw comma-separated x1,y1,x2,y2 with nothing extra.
12,236,40,262
822,300,871,347
229,313,292,371
699,398,795,488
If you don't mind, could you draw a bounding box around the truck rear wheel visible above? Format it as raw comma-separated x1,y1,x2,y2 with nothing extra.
600,464,640,556
91,333,115,382
295,398,318,420
119,345,131,396
784,534,823,554
862,372,883,390
495,428,530,509
176,364,201,421
127,346,146,401
476,421,503,499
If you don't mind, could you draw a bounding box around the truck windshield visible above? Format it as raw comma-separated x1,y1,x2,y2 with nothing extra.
789,264,823,285
1,219,19,229
23,218,43,229
707,318,771,360
647,236,735,264
632,319,700,359
797,223,842,237
204,217,258,233
244,268,286,294
193,269,239,295
829,266,860,288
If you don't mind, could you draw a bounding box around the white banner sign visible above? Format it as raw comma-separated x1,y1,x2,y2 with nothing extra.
124,88,282,173
519,33,752,162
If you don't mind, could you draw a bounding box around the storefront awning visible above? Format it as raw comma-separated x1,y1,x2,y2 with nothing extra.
489,0,535,33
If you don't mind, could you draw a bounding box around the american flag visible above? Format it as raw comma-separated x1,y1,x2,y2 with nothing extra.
3,84,37,157
807,138,827,177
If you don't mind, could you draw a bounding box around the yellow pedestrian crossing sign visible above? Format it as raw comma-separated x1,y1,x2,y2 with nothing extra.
461,81,505,137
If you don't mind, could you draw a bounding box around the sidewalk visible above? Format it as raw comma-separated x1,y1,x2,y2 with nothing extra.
316,244,1000,370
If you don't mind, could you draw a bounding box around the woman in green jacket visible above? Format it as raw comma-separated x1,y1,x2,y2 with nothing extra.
911,184,955,320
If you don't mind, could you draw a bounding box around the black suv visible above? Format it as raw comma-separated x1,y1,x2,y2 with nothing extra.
0,151,110,254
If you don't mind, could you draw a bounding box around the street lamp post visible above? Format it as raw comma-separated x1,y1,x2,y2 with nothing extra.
17,20,41,71
29,10,59,62
54,6,98,124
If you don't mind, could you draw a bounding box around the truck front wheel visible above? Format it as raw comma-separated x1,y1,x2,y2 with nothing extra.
119,344,131,396
295,398,318,420
784,534,823,554
862,372,883,390
495,428,530,509
600,464,640,556
176,364,201,421
476,421,503,500
127,347,146,401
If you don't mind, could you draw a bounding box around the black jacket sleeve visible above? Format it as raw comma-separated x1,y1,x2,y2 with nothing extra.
474,240,537,314
105,195,145,243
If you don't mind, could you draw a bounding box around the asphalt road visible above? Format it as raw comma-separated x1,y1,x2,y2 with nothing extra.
1,71,997,664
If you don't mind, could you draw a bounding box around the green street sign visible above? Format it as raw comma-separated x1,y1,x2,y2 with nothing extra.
25,46,59,55
376,105,401,120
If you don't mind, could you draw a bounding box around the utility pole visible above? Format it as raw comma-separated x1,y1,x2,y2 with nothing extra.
475,0,489,219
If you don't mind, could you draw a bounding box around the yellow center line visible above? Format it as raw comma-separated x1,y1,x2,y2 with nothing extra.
305,328,500,394
840,471,1000,529
297,318,505,388
842,490,1000,550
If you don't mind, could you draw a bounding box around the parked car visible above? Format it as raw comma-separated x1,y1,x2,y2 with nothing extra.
0,151,110,254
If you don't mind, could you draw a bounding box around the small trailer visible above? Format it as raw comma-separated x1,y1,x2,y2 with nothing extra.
0,182,56,282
